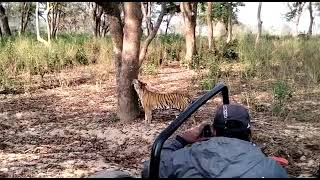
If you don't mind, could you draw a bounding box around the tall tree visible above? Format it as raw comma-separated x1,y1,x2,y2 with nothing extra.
164,13,173,35
226,3,233,43
48,2,63,39
180,2,198,68
35,2,50,47
91,2,103,37
20,2,32,35
97,2,143,122
100,13,109,37
45,2,51,44
308,2,314,35
209,2,244,42
141,2,153,36
285,2,306,35
255,2,262,47
58,2,89,33
0,3,11,36
139,2,166,67
164,2,180,34
206,2,214,51
119,2,143,121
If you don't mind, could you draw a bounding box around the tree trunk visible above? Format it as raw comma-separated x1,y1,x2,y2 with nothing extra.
36,2,50,47
198,5,202,50
138,2,165,67
22,2,31,34
141,2,148,36
255,2,262,47
307,2,313,36
51,5,60,39
141,2,153,37
118,2,143,121
97,6,103,37
49,3,55,38
54,7,61,38
46,2,51,44
51,3,58,38
91,2,97,37
165,13,173,35
100,13,109,37
206,2,214,51
20,2,27,35
97,2,142,122
0,3,11,36
181,2,197,68
295,14,301,35
226,3,232,44
147,2,152,36
91,2,103,37
295,3,304,36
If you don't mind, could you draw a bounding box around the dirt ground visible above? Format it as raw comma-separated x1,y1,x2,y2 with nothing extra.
0,62,319,178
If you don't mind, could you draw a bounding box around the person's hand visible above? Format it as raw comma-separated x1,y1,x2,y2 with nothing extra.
179,122,212,144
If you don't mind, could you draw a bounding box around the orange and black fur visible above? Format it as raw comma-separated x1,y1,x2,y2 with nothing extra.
132,79,194,123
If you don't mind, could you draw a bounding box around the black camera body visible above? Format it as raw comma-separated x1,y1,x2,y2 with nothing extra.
201,124,213,137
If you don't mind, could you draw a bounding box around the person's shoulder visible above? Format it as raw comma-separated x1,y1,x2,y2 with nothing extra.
193,137,262,154
208,136,255,146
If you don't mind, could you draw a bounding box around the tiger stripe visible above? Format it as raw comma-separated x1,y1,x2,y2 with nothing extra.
132,79,193,123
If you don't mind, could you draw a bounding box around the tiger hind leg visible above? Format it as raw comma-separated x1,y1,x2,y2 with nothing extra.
145,108,152,124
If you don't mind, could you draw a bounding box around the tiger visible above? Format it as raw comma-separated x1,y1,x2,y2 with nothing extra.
132,79,195,124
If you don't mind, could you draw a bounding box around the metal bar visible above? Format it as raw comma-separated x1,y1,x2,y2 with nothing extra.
148,83,229,178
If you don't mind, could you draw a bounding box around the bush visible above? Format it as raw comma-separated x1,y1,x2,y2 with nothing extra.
271,79,292,115
0,33,113,91
200,61,220,90
142,63,158,75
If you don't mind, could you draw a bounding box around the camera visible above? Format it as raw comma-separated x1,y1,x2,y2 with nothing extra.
201,124,213,137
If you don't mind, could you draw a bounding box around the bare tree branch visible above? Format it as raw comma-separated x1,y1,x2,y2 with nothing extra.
138,2,166,67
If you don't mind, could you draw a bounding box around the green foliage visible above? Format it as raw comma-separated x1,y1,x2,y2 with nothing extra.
219,40,239,61
284,2,306,21
1,31,320,96
271,80,292,115
155,34,184,62
195,33,320,91
0,34,113,91
198,2,244,26
163,2,180,14
142,63,158,75
200,61,220,90
75,47,88,65
183,32,312,92
298,39,320,83
158,33,184,44
200,77,215,90
191,54,204,69
272,80,292,103
212,2,244,25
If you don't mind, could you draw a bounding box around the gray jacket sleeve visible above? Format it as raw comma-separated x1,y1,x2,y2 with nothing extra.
141,136,186,178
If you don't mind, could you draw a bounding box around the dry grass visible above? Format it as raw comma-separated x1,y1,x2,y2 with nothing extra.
0,33,319,178
0,61,319,178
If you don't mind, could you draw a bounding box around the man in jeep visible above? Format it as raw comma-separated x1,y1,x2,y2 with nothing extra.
141,104,288,178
